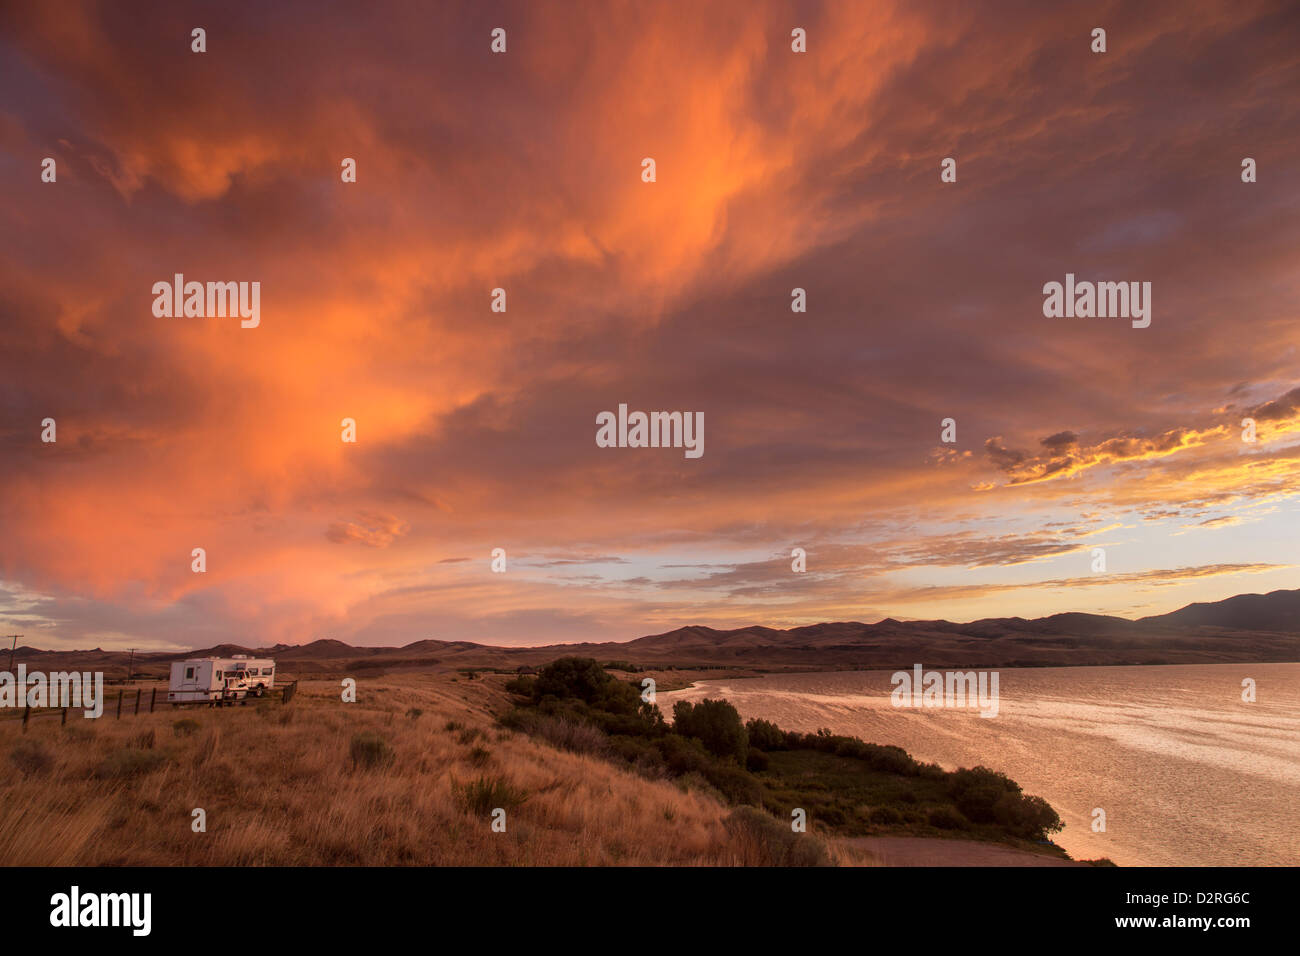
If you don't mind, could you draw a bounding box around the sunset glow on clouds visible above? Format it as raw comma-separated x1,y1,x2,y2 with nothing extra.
2,0,1300,650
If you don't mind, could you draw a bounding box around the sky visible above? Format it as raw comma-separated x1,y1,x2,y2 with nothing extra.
2,0,1299,651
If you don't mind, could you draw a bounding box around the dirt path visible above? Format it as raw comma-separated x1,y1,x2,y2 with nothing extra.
844,836,1086,867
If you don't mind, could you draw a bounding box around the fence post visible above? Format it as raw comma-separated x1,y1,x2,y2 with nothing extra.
135,688,142,715
116,689,123,719
62,706,68,726
22,705,30,732
150,687,157,713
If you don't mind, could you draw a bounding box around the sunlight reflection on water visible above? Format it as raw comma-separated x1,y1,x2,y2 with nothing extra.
657,662,1300,866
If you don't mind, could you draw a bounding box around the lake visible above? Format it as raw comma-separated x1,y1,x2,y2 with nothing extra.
656,662,1300,866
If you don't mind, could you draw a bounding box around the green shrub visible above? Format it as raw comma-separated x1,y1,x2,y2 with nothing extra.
917,761,946,780
869,806,904,825
533,657,612,703
504,676,535,697
349,731,394,771
528,658,662,734
928,806,968,830
672,698,748,762
948,766,1064,838
702,761,763,806
948,766,1061,836
995,793,1064,840
507,658,1065,846
656,734,711,775
601,660,640,672
816,805,849,826
674,771,726,804
172,718,200,737
745,717,786,751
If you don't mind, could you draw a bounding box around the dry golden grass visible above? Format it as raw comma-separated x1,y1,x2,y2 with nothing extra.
0,673,864,866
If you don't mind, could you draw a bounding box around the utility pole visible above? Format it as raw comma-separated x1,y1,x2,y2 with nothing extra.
125,648,135,683
5,635,20,674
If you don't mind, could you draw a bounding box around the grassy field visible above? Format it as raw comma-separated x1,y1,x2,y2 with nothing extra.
0,672,866,866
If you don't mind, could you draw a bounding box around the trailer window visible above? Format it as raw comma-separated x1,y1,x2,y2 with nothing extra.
184,666,195,680
215,670,222,679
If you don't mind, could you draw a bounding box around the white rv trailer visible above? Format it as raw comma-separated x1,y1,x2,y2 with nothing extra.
168,655,276,704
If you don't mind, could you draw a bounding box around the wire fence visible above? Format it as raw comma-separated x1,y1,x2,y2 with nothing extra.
0,680,298,731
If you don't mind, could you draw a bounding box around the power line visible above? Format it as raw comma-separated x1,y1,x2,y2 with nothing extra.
4,634,21,671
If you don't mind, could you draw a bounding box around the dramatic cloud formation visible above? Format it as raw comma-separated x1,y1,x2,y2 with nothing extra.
2,0,1299,648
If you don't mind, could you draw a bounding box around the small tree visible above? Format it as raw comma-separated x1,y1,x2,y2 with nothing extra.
672,698,748,763
533,657,613,704
745,717,786,751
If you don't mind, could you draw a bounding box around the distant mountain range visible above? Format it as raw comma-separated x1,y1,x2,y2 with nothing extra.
1139,589,1300,632
10,588,1300,677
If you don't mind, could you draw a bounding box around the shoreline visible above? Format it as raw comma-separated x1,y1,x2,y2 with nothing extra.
652,661,1300,866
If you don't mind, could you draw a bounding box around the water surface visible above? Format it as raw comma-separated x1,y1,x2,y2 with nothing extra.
658,662,1300,866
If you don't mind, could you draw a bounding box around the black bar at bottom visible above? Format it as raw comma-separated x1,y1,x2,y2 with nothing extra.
1,864,1283,945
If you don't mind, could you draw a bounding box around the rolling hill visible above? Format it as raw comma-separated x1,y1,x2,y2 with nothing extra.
9,588,1300,677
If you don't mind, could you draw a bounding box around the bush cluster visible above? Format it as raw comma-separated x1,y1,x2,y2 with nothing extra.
503,656,1064,844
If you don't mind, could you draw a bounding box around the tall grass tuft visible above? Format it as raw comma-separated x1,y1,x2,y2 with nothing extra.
724,806,830,866
8,739,54,777
453,775,528,816
195,727,221,766
350,731,394,771
94,749,169,780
